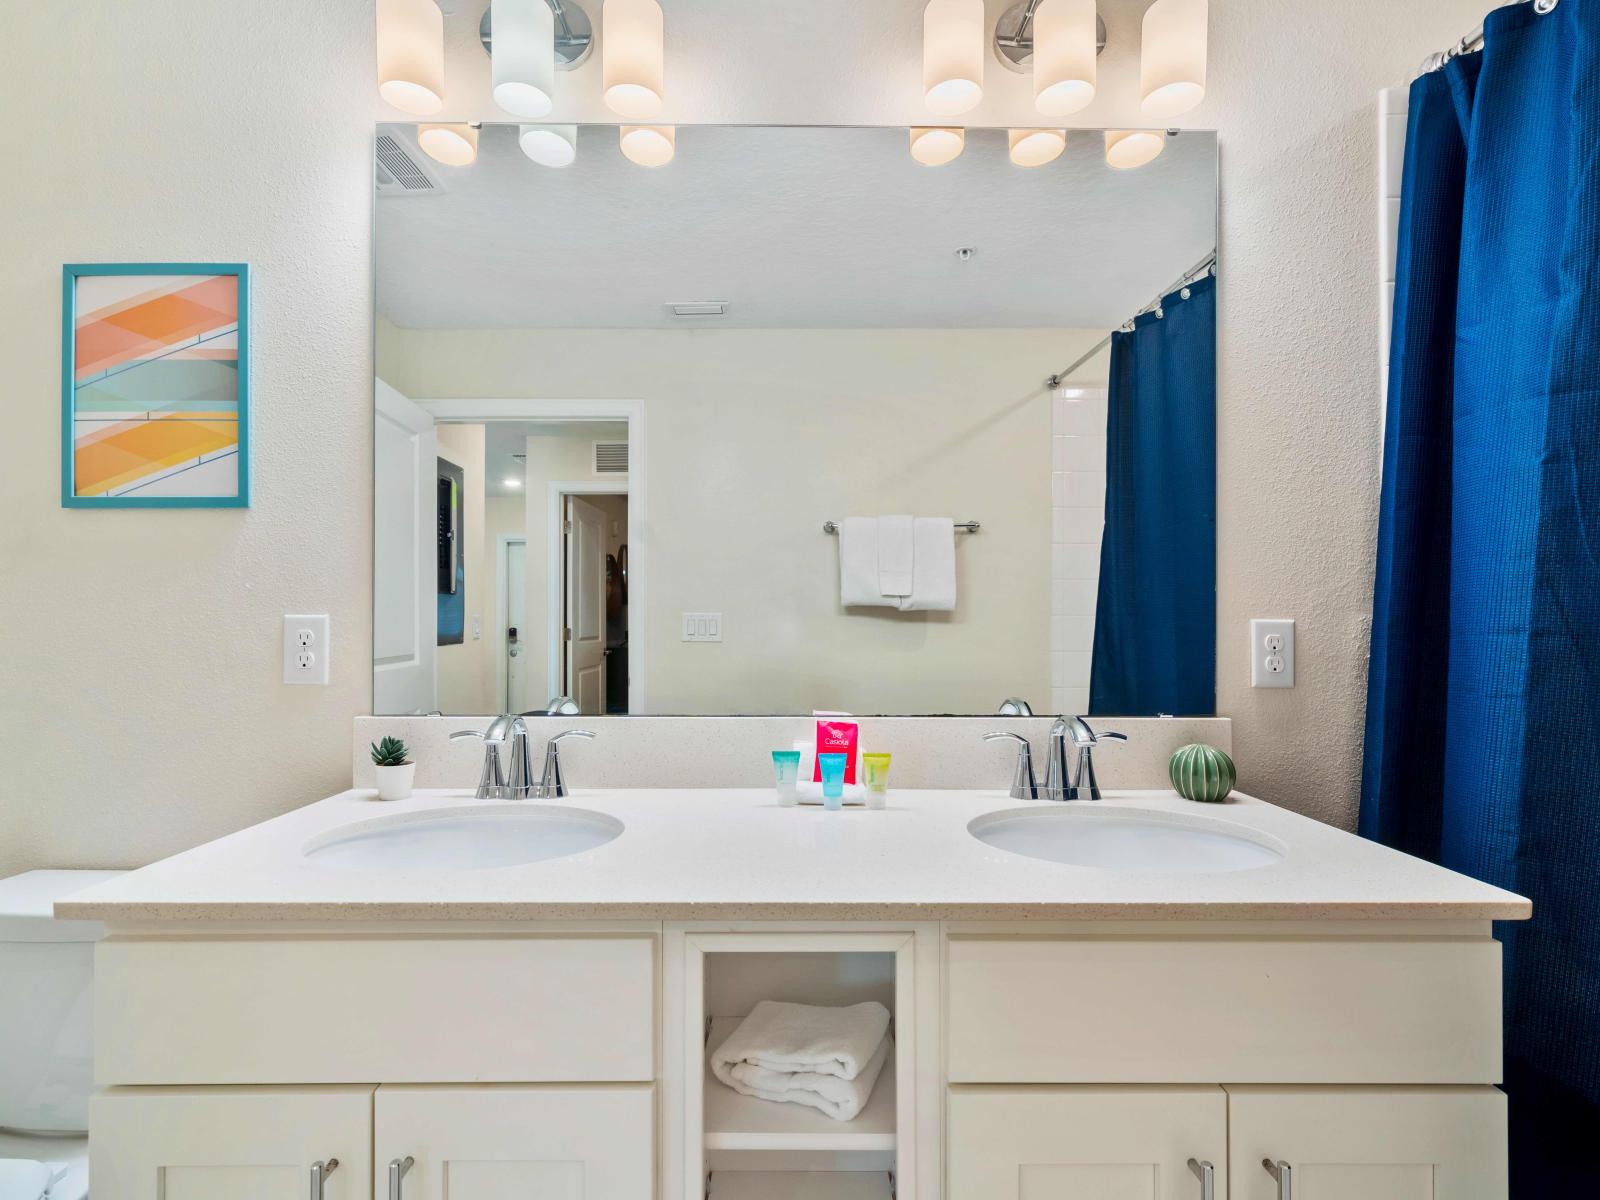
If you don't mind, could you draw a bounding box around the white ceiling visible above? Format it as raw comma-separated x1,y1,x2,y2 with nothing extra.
377,124,1216,330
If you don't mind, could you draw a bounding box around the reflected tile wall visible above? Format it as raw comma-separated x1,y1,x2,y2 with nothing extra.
1050,386,1109,715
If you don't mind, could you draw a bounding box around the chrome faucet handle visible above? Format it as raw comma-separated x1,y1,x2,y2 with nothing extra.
984,732,1041,800
1065,717,1127,802
450,723,509,799
538,729,596,799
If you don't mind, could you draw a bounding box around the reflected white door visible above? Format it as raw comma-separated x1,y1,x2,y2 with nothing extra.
504,539,528,714
373,380,436,715
564,495,607,715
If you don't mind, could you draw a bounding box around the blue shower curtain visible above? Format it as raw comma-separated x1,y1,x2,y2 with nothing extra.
1361,1,1600,1192
1090,273,1216,716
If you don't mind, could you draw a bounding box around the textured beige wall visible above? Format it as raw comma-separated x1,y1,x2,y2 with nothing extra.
0,0,1487,876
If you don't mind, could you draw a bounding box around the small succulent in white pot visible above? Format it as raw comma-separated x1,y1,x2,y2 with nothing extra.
370,736,415,801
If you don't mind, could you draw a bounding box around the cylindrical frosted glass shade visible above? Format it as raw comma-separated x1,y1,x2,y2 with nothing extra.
909,127,965,166
1104,129,1165,170
1034,0,1096,116
1009,128,1067,168
377,0,445,114
417,123,479,166
603,0,665,119
520,124,578,167
1141,0,1207,119
619,124,675,167
923,0,984,116
492,0,556,118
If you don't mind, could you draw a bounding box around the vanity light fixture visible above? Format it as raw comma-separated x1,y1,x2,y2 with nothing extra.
519,124,579,166
909,126,965,166
377,0,446,115
417,123,480,166
1104,128,1165,170
1033,0,1097,116
1140,0,1208,119
923,0,985,116
619,124,675,167
1008,128,1067,167
490,0,557,118
603,0,665,119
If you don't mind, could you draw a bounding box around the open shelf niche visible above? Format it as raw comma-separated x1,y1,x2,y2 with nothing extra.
682,932,917,1200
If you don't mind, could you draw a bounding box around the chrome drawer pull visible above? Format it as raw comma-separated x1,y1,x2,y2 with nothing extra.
1187,1158,1215,1200
1263,1158,1294,1200
389,1156,415,1200
309,1159,338,1200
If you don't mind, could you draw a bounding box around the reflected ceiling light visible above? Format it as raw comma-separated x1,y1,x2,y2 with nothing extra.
1141,0,1207,119
923,0,984,116
417,123,480,166
491,0,556,117
1008,128,1066,167
503,477,523,489
1033,0,1097,116
603,0,665,119
377,0,445,115
519,124,579,167
619,124,675,167
909,127,965,166
1104,129,1165,170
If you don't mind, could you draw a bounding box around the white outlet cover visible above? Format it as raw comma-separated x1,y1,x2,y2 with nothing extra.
283,614,330,685
1250,618,1295,688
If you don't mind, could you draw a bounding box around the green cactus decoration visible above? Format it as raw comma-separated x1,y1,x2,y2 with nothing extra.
370,736,412,767
1168,743,1236,803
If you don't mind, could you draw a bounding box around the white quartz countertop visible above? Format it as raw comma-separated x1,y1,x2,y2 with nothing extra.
57,788,1530,924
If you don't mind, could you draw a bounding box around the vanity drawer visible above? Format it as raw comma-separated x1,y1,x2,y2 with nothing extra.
97,935,656,1086
946,935,1501,1084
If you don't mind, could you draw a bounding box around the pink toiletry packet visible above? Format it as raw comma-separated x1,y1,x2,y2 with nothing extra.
812,714,860,784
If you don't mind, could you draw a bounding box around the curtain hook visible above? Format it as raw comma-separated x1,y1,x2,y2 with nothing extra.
1155,305,1165,320
1534,0,1559,14
1180,286,1192,300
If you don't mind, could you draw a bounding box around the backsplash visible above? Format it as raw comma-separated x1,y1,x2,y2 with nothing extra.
353,716,1231,792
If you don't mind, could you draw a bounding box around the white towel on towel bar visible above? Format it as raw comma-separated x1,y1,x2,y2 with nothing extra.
897,517,956,611
838,518,897,607
876,515,915,597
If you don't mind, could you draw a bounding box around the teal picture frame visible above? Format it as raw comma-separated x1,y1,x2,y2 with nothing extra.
61,262,250,508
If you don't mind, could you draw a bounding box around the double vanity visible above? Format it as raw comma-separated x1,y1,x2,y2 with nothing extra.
63,741,1527,1200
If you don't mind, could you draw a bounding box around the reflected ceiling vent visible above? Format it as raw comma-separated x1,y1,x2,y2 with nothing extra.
375,131,445,196
594,441,629,475
668,301,728,317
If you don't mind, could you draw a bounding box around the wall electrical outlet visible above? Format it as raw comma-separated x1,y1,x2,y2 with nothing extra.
681,612,723,642
283,614,330,685
1250,618,1295,688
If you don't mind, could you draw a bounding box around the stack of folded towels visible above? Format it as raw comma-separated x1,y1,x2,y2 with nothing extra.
710,999,892,1123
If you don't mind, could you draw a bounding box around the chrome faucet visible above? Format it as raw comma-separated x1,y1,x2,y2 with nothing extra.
538,729,595,798
983,731,1041,799
1044,716,1127,802
451,718,593,799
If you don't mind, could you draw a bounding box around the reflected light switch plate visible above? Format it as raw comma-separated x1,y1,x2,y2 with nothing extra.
681,612,722,642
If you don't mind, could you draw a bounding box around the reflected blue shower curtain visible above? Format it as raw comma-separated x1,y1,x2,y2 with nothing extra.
1090,274,1215,716
1360,2,1600,1192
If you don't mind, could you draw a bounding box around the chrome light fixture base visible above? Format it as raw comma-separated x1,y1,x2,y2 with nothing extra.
480,0,593,70
993,0,1107,74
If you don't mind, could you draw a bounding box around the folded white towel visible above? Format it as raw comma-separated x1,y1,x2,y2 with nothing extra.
876,515,915,598
727,1033,891,1122
0,1160,63,1200
838,518,897,608
897,517,956,612
711,1000,890,1081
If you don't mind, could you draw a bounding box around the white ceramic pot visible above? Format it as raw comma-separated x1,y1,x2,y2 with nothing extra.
374,762,416,802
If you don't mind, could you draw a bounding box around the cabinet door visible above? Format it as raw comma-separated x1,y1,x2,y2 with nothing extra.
1226,1087,1507,1200
90,1086,374,1200
375,1084,653,1200
947,1086,1226,1200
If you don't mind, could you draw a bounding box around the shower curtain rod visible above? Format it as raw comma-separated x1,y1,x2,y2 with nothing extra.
1045,251,1217,392
1420,0,1556,75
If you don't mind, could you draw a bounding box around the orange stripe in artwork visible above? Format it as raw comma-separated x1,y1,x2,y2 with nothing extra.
74,276,238,379
74,418,238,496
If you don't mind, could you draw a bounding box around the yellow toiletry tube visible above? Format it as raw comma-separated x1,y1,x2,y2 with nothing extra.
861,753,892,809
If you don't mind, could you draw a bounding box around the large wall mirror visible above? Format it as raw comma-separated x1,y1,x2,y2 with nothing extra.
373,123,1217,718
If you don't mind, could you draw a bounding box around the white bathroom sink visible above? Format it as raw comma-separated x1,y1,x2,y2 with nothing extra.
302,805,623,871
968,804,1285,874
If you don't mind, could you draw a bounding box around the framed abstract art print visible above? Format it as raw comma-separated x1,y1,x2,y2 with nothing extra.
61,263,250,507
